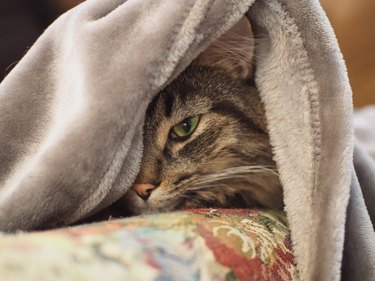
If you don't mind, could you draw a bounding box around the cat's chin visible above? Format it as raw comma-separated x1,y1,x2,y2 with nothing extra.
120,189,182,215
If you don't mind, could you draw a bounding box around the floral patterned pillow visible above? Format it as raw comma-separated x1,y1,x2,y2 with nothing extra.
0,209,298,281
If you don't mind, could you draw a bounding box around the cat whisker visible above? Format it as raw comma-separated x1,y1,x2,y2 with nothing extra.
192,174,252,186
205,164,277,174
185,183,231,192
191,165,278,186
179,194,199,200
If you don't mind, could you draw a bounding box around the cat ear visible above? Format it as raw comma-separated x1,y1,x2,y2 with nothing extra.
195,16,255,80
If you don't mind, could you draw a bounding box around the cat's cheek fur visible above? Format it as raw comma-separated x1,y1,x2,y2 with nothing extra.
120,191,144,215
121,188,182,215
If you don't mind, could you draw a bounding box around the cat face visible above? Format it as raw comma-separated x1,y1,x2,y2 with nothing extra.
121,64,282,214
121,16,283,215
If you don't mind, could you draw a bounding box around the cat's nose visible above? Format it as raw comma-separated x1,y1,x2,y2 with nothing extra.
131,183,157,201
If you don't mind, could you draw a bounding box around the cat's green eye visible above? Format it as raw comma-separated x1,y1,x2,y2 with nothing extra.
170,116,200,140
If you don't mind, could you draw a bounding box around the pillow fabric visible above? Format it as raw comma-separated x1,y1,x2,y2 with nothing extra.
0,209,297,281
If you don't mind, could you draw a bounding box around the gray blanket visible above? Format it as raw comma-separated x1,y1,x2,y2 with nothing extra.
0,0,374,280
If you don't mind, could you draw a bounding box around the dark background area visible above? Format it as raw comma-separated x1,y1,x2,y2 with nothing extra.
0,0,83,80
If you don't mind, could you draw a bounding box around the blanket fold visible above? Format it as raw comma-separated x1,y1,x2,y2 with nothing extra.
0,0,374,280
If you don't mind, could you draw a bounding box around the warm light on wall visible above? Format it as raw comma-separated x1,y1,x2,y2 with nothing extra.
321,0,375,107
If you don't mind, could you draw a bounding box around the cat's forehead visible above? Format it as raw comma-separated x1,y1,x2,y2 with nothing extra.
148,74,207,121
147,65,240,123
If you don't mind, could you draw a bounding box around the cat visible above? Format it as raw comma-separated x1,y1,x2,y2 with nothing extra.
120,16,283,216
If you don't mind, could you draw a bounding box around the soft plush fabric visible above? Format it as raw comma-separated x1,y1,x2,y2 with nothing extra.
0,0,374,280
0,209,298,281
354,106,375,159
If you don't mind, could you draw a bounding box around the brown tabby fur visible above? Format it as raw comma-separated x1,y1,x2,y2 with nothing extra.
119,16,284,215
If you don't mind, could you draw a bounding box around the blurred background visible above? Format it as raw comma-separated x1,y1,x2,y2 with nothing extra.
0,0,374,108
0,0,83,79
321,0,375,107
